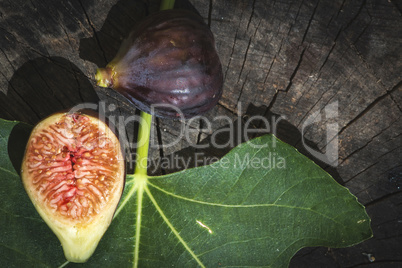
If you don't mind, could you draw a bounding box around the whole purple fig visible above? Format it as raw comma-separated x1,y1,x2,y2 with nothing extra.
95,9,223,118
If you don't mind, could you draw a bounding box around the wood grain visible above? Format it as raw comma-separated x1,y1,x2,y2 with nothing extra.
0,0,400,266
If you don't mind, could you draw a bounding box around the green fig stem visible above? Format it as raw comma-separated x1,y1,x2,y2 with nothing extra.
132,0,176,177
160,0,175,10
134,111,152,176
95,67,113,88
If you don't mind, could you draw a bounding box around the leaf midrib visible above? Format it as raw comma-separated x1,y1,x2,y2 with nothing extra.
116,175,207,267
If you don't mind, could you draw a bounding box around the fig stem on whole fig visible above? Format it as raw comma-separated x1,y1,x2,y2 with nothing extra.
160,0,175,10
95,67,113,88
132,0,176,178
94,0,176,89
134,111,152,176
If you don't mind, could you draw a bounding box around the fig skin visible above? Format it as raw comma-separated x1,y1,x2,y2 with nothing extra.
20,111,125,263
96,9,223,118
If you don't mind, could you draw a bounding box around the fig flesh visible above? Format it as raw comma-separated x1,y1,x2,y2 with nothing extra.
96,9,223,118
20,112,125,263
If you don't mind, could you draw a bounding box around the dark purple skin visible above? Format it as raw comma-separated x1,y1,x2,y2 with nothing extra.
101,9,223,118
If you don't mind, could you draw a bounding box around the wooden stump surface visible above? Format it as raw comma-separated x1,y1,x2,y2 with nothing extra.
0,0,401,266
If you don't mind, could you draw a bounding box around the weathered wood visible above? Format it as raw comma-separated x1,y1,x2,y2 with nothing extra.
0,0,401,266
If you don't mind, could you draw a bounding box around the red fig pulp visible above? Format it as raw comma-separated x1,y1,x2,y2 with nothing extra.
21,112,125,263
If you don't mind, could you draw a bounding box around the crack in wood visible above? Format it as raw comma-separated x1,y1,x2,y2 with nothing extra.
234,71,249,112
318,40,337,72
295,73,340,130
294,3,366,129
343,0,367,33
308,74,396,152
345,152,401,186
263,47,306,118
0,47,16,72
28,0,63,53
330,1,389,92
301,0,320,44
338,80,402,137
262,55,276,86
5,82,41,121
30,61,66,107
115,1,144,25
246,0,256,32
223,30,238,82
344,160,380,184
0,69,9,83
352,13,371,46
207,0,212,27
390,0,402,15
59,21,75,51
339,120,399,164
336,0,347,18
287,0,304,36
223,3,249,82
283,47,307,94
69,66,85,102
237,36,252,84
216,102,240,117
364,190,402,207
77,0,107,65
296,45,355,134
374,144,402,162
389,85,402,113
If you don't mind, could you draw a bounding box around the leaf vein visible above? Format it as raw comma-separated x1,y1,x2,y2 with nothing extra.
0,243,50,267
145,186,206,268
221,146,265,203
147,181,347,228
239,165,275,204
272,176,327,204
0,207,43,222
114,179,138,219
196,235,275,257
0,166,19,178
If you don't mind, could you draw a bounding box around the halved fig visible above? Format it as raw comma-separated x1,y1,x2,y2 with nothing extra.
20,112,125,263
95,9,223,118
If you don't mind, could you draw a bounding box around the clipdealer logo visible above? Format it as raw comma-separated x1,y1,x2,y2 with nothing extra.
66,101,339,168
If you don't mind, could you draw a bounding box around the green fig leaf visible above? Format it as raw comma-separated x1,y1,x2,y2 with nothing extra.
0,118,372,267
0,119,67,267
